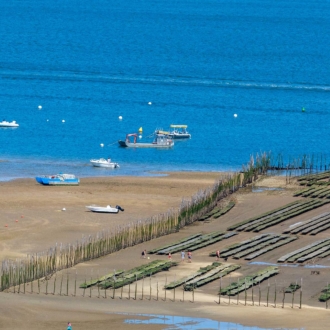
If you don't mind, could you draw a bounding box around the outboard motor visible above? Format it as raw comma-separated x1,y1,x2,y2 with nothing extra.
116,205,124,212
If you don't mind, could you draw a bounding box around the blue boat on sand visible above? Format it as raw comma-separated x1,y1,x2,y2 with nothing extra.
36,174,80,186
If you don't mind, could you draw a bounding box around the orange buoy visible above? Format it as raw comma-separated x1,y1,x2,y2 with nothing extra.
15,220,18,222
5,224,8,227
21,215,24,218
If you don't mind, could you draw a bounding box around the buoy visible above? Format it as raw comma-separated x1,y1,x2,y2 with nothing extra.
100,143,104,147
38,105,42,109
62,208,66,211
148,102,152,105
15,220,18,223
302,107,305,112
119,116,123,120
139,135,142,139
138,127,143,133
46,119,49,122
5,224,8,227
21,215,24,218
62,119,65,123
234,114,238,118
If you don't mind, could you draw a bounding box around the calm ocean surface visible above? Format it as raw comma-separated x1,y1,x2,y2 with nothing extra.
0,0,329,181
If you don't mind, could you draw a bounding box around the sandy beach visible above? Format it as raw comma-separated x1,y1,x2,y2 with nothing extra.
1,172,330,330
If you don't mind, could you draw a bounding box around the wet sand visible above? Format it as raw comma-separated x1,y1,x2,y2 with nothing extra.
0,172,329,330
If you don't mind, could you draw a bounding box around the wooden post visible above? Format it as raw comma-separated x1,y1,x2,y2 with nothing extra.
141,276,144,300
258,281,261,306
218,276,222,305
244,278,247,306
267,280,270,307
53,273,57,295
274,280,277,308
156,281,159,301
326,282,328,309
45,277,48,295
164,276,167,301
66,273,69,296
38,278,40,294
112,278,116,299
237,277,240,305
89,276,92,298
31,279,33,294
120,280,123,299
74,272,77,297
251,284,254,306
299,278,302,309
83,278,86,297
282,287,285,308
149,275,152,301
60,274,63,296
127,282,130,300
292,281,297,308
134,275,137,300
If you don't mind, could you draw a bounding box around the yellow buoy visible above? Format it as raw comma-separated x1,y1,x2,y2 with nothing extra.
139,127,143,132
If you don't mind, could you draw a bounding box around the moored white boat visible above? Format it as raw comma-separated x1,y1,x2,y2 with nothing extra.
0,120,19,128
90,158,120,168
85,205,124,213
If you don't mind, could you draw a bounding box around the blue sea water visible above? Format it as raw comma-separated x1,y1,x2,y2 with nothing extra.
0,0,329,180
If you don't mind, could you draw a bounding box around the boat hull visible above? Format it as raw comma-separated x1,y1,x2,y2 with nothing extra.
86,205,119,213
36,174,80,186
168,133,191,139
90,159,120,168
118,140,174,148
0,121,19,127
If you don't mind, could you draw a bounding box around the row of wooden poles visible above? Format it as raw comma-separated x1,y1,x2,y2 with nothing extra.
1,153,270,291
5,272,311,309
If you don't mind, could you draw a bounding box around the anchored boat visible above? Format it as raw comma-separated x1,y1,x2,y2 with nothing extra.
36,174,80,185
155,125,191,139
90,158,120,168
0,120,19,128
118,133,174,148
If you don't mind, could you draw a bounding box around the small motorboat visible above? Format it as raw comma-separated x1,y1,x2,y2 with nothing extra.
36,174,80,185
0,120,19,128
118,133,174,148
90,158,120,168
85,205,124,213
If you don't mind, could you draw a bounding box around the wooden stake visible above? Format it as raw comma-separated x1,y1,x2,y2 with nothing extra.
53,273,57,295
60,274,63,296
134,275,137,300
66,272,69,296
299,278,302,309
274,280,277,308
156,281,159,301
267,280,269,307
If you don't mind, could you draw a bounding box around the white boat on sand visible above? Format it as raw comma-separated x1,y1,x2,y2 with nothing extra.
90,158,120,168
0,120,19,128
86,205,124,213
